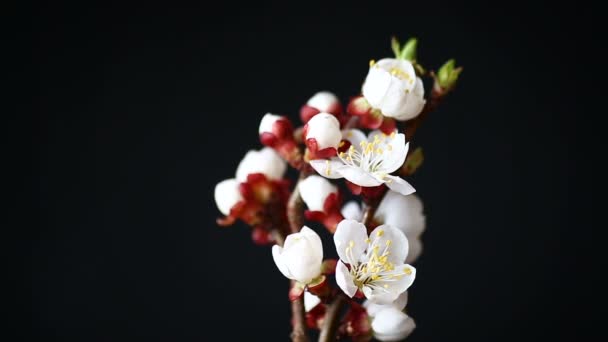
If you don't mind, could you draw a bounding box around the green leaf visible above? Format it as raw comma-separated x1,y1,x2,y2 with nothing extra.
391,36,401,58
400,38,418,61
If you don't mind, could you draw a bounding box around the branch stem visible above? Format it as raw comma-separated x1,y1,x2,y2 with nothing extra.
318,294,348,342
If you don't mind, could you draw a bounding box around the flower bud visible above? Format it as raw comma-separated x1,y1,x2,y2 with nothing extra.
437,59,462,90
272,227,324,284
259,113,283,136
305,113,341,156
214,179,243,215
371,307,416,341
300,91,342,123
362,58,425,121
235,147,287,182
299,175,338,212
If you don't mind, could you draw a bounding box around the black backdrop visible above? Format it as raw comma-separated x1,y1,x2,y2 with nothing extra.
31,1,596,341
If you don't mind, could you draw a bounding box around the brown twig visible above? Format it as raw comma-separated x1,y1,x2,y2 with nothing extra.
286,174,310,342
318,294,348,342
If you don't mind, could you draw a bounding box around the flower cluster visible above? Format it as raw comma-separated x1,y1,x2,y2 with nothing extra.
213,37,461,341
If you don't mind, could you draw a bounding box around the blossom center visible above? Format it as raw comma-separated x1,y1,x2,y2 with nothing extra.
338,132,395,176
344,229,412,292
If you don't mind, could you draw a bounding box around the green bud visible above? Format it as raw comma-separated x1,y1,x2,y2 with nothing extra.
437,59,463,89
400,38,418,61
402,147,424,176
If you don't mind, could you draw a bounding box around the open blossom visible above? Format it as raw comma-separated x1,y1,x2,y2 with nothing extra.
236,147,287,182
300,91,342,123
272,227,323,284
342,191,426,263
370,307,416,341
362,58,425,121
214,179,243,215
334,219,416,304
310,129,415,196
299,175,338,212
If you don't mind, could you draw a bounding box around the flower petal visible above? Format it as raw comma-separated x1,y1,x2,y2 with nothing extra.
341,201,362,221
372,307,416,341
299,176,338,212
368,224,409,264
341,129,367,152
335,261,358,298
338,166,383,187
375,191,426,237
299,226,324,262
272,245,293,279
214,178,243,216
385,175,415,196
363,292,408,318
362,65,392,108
309,158,344,179
304,292,321,312
282,237,322,284
393,77,426,122
405,238,423,264
334,219,368,264
380,137,408,174
236,147,287,182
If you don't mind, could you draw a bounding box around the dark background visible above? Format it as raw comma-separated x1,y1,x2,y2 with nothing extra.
31,1,596,341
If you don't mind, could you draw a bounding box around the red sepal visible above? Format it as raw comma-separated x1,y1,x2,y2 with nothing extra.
378,117,397,135
346,181,386,202
306,302,326,330
305,138,337,160
300,105,321,123
339,301,372,341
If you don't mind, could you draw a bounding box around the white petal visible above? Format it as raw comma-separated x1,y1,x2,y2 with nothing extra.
338,166,383,187
306,113,342,150
304,292,321,312
299,175,338,212
282,237,322,284
258,113,282,135
376,191,426,237
372,308,416,341
385,175,416,196
299,226,324,262
341,201,362,221
236,147,287,182
363,285,399,305
380,264,416,297
393,77,426,122
379,136,408,174
309,158,345,179
378,77,411,119
369,224,409,264
334,219,368,264
362,65,392,108
214,178,243,215
272,245,293,280
363,292,408,318
335,261,358,298
307,91,339,111
341,129,367,151
405,238,423,264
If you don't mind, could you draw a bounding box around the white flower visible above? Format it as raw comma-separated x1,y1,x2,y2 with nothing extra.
299,175,338,212
307,91,339,112
371,307,416,341
304,292,321,312
305,113,342,150
258,113,283,135
214,178,243,215
310,129,415,196
363,291,408,318
334,219,416,304
272,226,323,284
236,147,287,182
340,192,426,263
362,58,425,121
